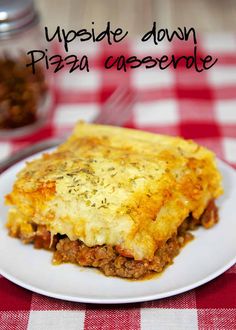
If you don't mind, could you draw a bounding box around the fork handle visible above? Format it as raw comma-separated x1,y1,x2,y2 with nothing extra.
0,138,64,174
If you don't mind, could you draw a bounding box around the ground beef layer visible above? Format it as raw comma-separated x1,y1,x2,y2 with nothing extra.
8,200,218,279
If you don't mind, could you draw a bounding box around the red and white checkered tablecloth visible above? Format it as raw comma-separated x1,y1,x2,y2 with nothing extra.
0,34,236,330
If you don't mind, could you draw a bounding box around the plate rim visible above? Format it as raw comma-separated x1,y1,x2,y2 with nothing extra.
0,255,236,304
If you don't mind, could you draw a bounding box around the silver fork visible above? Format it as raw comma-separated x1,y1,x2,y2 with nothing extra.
94,86,136,126
0,87,136,173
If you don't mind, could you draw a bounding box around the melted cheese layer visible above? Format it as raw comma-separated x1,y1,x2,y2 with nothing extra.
6,122,223,260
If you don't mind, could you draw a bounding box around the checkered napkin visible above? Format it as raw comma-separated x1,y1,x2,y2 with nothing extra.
0,33,236,330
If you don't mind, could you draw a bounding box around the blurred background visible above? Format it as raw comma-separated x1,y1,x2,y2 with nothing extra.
0,0,236,167
37,0,236,33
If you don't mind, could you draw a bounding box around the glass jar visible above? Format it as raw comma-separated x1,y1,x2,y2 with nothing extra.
0,0,53,138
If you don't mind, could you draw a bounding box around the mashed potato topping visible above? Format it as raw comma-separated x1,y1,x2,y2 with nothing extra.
6,122,223,261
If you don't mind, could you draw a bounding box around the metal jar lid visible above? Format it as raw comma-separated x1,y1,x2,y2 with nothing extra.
0,0,39,38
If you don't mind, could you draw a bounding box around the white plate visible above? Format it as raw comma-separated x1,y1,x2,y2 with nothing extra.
0,152,236,304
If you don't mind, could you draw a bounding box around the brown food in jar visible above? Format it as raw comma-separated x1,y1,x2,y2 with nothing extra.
0,55,47,129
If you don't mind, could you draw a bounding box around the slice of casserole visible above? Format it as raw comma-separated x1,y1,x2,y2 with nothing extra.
5,122,223,279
